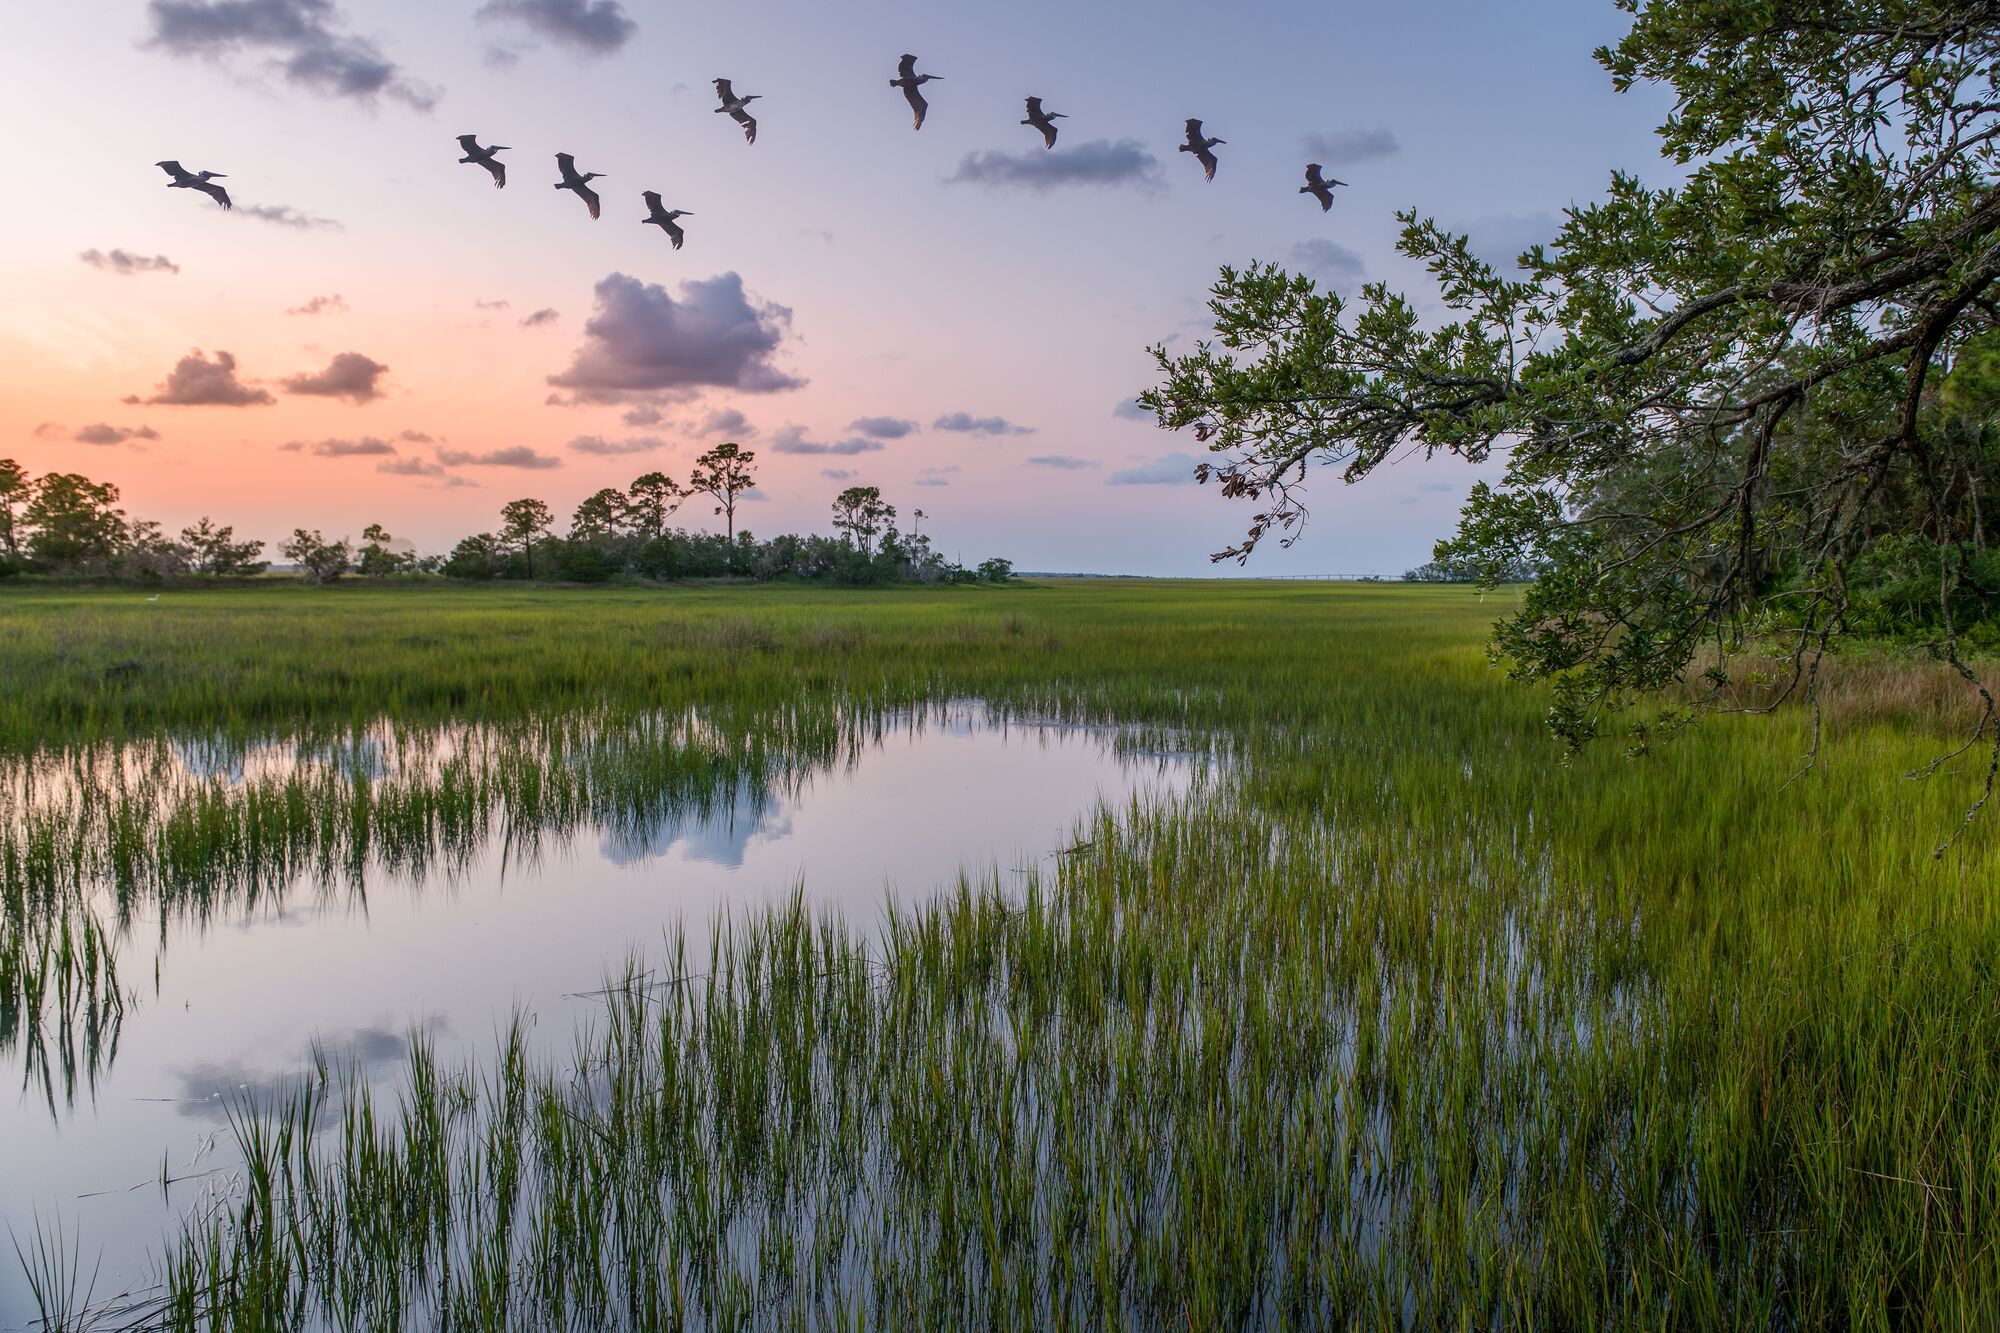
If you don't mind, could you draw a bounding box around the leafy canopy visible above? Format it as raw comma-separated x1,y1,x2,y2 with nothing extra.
1146,0,2000,773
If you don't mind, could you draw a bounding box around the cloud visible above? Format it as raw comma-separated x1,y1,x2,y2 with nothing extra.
547,272,803,404
621,406,663,427
694,407,756,438
238,203,343,231
946,139,1164,193
283,351,389,403
73,423,162,446
31,423,66,439
80,248,179,276
820,468,857,481
1108,452,1202,486
1460,211,1563,272
436,445,562,469
932,412,1033,437
398,429,434,443
477,297,512,311
286,293,347,315
376,455,444,477
1289,239,1366,287
770,426,881,456
915,479,949,487
850,415,917,440
520,307,560,327
1111,398,1151,421
144,0,437,109
141,349,274,406
1299,126,1400,164
280,435,396,457
567,434,664,456
1026,454,1098,470
476,0,636,54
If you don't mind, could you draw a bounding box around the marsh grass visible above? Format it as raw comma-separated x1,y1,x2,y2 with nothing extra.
3,581,1999,1327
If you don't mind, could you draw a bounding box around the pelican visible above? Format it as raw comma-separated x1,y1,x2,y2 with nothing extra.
1178,120,1224,181
156,160,231,209
1300,163,1347,212
890,53,942,131
456,135,509,188
713,78,760,145
554,153,604,220
1021,96,1067,149
641,192,692,250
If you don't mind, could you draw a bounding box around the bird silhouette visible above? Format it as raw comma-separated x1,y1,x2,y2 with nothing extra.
157,160,231,209
1021,97,1067,149
642,192,692,249
1300,163,1347,211
891,54,943,130
1178,120,1224,181
713,78,760,145
456,136,509,188
554,153,604,220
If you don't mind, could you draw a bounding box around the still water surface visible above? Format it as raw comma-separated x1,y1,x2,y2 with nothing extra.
0,704,1199,1322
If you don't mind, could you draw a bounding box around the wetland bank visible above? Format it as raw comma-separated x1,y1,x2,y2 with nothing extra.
5,581,1999,1328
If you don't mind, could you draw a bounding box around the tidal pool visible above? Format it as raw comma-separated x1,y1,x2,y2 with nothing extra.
0,704,1203,1322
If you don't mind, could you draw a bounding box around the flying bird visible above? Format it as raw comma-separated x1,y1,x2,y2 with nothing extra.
641,192,692,250
156,160,230,209
1300,163,1347,211
713,78,760,145
456,135,509,188
891,54,943,131
1021,97,1067,149
554,153,604,220
1178,120,1224,181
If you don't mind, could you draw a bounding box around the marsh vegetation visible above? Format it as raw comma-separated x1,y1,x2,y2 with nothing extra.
3,581,1998,1328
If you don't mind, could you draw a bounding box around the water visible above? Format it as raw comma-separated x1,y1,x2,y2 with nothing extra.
0,704,1202,1323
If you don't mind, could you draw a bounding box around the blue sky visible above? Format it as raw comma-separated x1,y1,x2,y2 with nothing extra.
2,0,1674,574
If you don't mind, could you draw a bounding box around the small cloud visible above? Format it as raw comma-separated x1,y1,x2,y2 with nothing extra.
436,445,562,469
1459,211,1563,272
850,415,917,440
546,271,803,405
1108,452,1202,486
281,436,397,457
398,429,435,443
770,425,880,456
238,203,343,231
695,407,756,438
820,468,857,481
477,297,512,311
1299,126,1400,164
286,294,348,316
946,139,1164,193
80,248,179,276
32,422,66,439
520,307,560,327
1289,238,1366,287
377,456,439,476
73,423,162,446
1418,480,1458,494
621,406,663,427
476,0,637,54
932,412,1032,437
567,434,664,456
141,349,274,406
1026,454,1098,470
915,478,950,487
1111,398,1151,421
483,44,521,69
144,0,438,109
283,352,389,404
921,465,960,475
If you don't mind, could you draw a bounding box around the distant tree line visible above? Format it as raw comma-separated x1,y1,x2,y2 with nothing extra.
0,442,1015,588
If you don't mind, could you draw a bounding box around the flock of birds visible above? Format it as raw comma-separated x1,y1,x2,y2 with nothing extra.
157,53,1351,251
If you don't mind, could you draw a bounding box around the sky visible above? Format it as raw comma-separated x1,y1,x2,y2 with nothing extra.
1,0,1675,576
